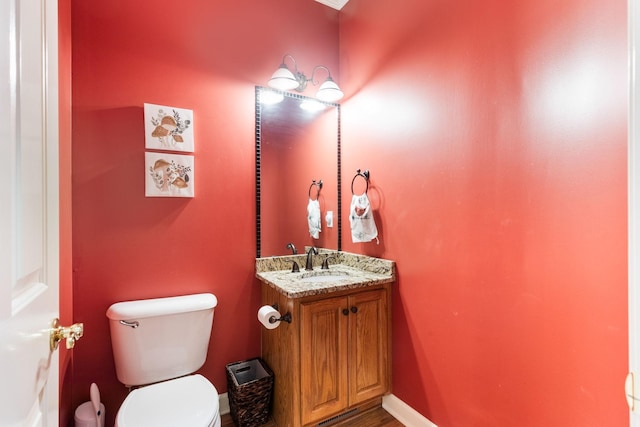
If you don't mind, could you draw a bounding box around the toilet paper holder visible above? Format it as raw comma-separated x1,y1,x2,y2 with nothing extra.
270,304,292,324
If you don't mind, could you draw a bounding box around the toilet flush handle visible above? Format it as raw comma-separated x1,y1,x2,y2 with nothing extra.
119,320,139,329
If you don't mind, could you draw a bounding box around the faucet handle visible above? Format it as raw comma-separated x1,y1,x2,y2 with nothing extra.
321,256,336,270
291,260,300,273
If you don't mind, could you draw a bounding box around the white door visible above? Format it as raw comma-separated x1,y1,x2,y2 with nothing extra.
0,0,65,426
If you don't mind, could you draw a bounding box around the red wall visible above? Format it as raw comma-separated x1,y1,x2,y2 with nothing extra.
340,0,628,425
68,0,629,425
70,1,338,425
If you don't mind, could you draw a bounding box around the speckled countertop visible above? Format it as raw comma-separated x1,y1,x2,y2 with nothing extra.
256,250,396,298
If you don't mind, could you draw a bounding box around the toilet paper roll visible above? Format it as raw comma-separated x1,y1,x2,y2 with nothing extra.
258,305,281,330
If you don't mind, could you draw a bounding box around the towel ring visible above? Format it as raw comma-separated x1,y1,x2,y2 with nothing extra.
309,179,323,200
351,169,370,195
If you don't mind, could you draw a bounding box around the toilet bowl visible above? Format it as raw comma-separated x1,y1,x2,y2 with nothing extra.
115,375,220,427
107,293,220,427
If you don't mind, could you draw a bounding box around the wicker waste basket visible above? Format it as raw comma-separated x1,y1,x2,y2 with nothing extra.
226,358,274,427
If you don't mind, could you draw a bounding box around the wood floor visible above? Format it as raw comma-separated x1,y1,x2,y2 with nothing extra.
221,406,405,427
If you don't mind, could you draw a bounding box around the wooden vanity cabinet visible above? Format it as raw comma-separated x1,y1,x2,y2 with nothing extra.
261,283,391,427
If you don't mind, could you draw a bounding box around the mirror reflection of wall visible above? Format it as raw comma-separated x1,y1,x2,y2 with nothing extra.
256,87,341,257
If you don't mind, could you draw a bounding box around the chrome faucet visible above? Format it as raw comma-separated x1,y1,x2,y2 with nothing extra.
305,247,318,271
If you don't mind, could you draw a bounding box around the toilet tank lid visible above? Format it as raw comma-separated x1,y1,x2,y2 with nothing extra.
106,293,217,320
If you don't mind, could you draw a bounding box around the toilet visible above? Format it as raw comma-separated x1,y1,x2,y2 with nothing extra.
106,293,221,427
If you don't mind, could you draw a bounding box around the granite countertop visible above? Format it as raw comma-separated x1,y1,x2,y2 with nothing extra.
256,250,395,298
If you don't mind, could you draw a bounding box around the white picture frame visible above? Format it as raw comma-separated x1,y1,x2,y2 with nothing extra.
145,152,195,198
144,103,194,152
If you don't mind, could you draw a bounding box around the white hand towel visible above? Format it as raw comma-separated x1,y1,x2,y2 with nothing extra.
307,198,321,239
350,193,379,243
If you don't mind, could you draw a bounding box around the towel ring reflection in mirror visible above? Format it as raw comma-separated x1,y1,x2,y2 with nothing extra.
351,169,370,195
309,179,323,200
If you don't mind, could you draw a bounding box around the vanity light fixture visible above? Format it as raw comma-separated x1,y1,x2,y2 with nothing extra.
267,54,344,102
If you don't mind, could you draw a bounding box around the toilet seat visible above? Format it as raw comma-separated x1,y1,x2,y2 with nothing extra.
115,374,220,427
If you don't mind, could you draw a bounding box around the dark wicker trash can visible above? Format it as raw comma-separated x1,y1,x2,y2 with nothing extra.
226,358,274,427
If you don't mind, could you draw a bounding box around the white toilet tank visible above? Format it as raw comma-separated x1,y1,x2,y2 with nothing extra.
107,293,218,387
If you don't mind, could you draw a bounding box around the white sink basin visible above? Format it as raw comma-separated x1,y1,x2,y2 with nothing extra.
299,274,352,283
298,270,353,283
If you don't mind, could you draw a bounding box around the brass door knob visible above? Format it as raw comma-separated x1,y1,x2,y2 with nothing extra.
50,318,84,351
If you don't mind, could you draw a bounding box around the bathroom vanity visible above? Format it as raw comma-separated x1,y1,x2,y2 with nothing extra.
256,251,395,427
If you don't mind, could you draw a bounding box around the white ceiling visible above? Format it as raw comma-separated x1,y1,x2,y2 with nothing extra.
314,0,349,10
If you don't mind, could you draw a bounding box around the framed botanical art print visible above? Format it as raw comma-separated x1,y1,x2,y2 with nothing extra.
145,152,194,198
144,103,194,152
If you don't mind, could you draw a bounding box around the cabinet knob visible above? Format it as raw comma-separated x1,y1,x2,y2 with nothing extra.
342,308,349,316
351,306,358,314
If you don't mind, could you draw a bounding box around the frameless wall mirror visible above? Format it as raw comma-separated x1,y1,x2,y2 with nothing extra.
255,86,341,257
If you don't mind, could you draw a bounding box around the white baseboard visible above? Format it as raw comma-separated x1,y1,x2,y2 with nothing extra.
219,392,230,415
382,394,437,427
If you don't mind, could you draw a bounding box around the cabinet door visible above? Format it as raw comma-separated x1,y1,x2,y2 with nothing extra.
348,289,389,405
300,296,349,425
